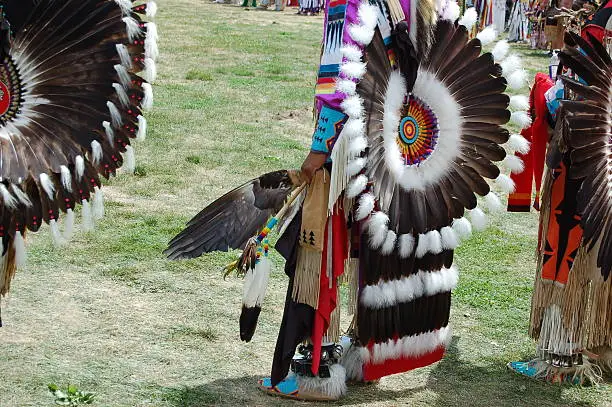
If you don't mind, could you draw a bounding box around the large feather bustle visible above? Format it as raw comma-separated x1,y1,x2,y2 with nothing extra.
558,32,612,279
0,0,157,296
164,170,296,260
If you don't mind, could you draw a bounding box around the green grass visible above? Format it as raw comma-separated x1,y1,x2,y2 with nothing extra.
0,2,610,406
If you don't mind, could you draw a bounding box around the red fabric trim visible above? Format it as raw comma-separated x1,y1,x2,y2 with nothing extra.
362,347,446,381
310,209,348,376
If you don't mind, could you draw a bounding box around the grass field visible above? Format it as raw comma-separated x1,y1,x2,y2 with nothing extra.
0,1,610,406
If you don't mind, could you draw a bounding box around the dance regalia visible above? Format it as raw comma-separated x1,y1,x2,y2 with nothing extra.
508,0,529,42
166,0,530,400
0,0,157,322
509,26,612,384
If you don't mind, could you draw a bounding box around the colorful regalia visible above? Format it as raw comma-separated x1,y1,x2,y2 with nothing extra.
0,0,157,323
508,0,530,42
508,17,612,384
167,0,531,400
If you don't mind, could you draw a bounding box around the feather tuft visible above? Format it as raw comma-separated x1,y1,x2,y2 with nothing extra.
341,45,363,62
491,40,510,61
441,1,461,21
510,111,531,129
349,25,375,46
60,165,72,192
440,226,459,250
146,1,158,17
510,95,529,110
426,230,443,254
113,83,130,107
469,207,487,231
495,174,516,193
358,4,379,30
398,234,415,258
347,157,366,177
507,69,527,90
145,23,159,61
336,79,357,96
107,101,123,127
116,44,132,69
507,134,531,154
503,154,525,173
340,61,367,79
39,173,55,199
144,58,157,83
91,141,103,165
63,208,75,241
458,7,477,29
367,212,389,249
50,219,65,247
114,0,132,14
122,16,142,42
483,192,503,212
380,230,397,255
141,83,154,111
500,54,522,76
103,121,114,144
476,26,497,45
341,96,364,118
347,174,368,199
10,184,32,207
355,192,375,221
0,184,17,209
137,115,147,141
14,232,26,268
452,217,472,239
75,156,85,179
114,64,131,88
415,233,430,258
349,136,368,157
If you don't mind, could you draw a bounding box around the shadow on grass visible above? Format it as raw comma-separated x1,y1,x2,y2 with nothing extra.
427,336,594,407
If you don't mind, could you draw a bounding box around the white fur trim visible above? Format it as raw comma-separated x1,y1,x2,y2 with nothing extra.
349,136,368,157
507,134,531,155
381,230,397,255
383,69,463,191
367,212,389,249
503,154,525,174
91,141,103,166
452,217,472,239
469,207,487,231
361,267,459,309
0,184,17,209
398,234,415,258
426,230,443,254
39,173,55,199
298,364,347,399
357,3,379,30
476,26,497,45
415,233,429,258
340,342,364,382
441,1,461,21
440,226,459,250
336,79,357,96
491,40,510,61
340,45,362,62
483,192,503,212
137,115,147,141
510,111,532,129
495,173,516,193
14,232,26,268
346,157,366,177
510,95,529,111
340,61,367,80
347,175,368,199
355,192,375,221
10,184,32,207
458,7,477,29
60,165,72,192
349,25,375,46
75,155,85,179
341,96,364,118
365,327,452,364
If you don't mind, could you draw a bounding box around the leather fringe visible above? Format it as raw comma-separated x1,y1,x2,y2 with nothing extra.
325,289,341,342
293,247,322,309
344,258,359,316
387,0,405,25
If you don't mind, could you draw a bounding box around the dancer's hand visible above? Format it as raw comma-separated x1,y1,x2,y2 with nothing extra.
300,151,327,184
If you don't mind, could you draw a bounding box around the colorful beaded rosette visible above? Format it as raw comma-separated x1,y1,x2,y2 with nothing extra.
397,95,439,166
